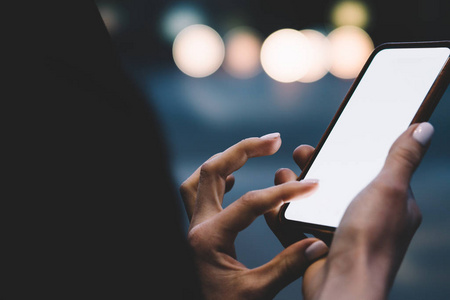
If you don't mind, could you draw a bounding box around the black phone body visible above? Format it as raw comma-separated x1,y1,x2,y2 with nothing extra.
281,41,450,235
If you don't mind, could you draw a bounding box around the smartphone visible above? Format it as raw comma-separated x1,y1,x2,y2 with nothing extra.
280,41,450,235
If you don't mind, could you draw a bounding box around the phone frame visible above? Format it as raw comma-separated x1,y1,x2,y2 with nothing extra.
280,41,450,236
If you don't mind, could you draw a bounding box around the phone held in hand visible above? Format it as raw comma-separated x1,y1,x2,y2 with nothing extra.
280,41,450,235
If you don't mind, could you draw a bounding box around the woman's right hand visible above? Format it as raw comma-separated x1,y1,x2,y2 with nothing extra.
275,122,433,300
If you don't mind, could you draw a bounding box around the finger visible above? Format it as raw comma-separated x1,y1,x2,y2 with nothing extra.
264,208,307,248
192,133,282,226
214,180,318,236
224,174,235,194
380,122,433,188
293,144,315,171
250,238,328,298
274,168,298,185
181,173,235,221
180,153,223,220
269,168,305,247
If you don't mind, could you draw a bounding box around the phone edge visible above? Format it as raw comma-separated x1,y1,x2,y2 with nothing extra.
280,41,450,236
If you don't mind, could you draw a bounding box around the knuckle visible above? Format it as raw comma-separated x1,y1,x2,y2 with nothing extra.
235,274,265,299
373,178,407,200
385,182,407,200
241,137,253,144
391,145,421,171
187,225,208,252
239,190,264,215
279,254,301,281
199,161,216,178
237,138,254,156
179,179,197,202
179,180,190,197
240,190,258,206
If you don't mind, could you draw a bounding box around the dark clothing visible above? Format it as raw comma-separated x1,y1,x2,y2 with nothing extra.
4,1,200,298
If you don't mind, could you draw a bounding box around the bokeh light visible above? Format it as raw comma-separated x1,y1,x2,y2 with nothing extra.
331,0,370,29
173,24,225,78
161,4,205,42
223,27,262,79
328,26,374,79
260,29,311,83
298,29,331,83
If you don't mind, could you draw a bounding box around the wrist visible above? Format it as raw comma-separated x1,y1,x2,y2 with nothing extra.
318,247,392,300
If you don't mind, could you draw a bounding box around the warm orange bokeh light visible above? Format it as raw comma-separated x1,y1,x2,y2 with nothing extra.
261,29,311,83
223,27,262,79
173,24,225,78
328,26,374,79
298,29,331,83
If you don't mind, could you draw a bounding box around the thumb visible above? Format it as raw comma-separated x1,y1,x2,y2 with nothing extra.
252,238,328,297
381,122,434,187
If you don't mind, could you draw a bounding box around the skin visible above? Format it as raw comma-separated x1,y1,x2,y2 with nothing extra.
180,135,324,299
180,123,430,299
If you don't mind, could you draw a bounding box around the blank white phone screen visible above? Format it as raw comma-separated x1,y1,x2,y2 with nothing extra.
285,47,449,228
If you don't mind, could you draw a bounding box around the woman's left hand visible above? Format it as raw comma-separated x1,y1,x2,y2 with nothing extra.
180,133,328,300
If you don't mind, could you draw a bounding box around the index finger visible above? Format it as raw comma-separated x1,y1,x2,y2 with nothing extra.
213,180,319,238
191,133,282,226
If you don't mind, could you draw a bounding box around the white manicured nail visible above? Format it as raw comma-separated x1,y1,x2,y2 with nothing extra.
301,179,319,185
413,122,434,146
260,132,280,140
305,240,328,261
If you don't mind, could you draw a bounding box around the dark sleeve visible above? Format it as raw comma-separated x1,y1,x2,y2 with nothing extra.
4,1,201,298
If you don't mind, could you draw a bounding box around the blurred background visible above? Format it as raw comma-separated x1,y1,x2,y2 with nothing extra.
94,0,449,298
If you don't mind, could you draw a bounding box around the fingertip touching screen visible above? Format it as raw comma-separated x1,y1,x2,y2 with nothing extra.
285,46,450,228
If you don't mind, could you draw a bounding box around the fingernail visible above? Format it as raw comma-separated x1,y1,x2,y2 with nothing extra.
301,179,319,185
260,132,280,140
413,122,434,146
305,240,328,261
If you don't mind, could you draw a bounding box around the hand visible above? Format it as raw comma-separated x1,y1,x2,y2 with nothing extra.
266,144,330,248
180,133,329,300
275,123,434,300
